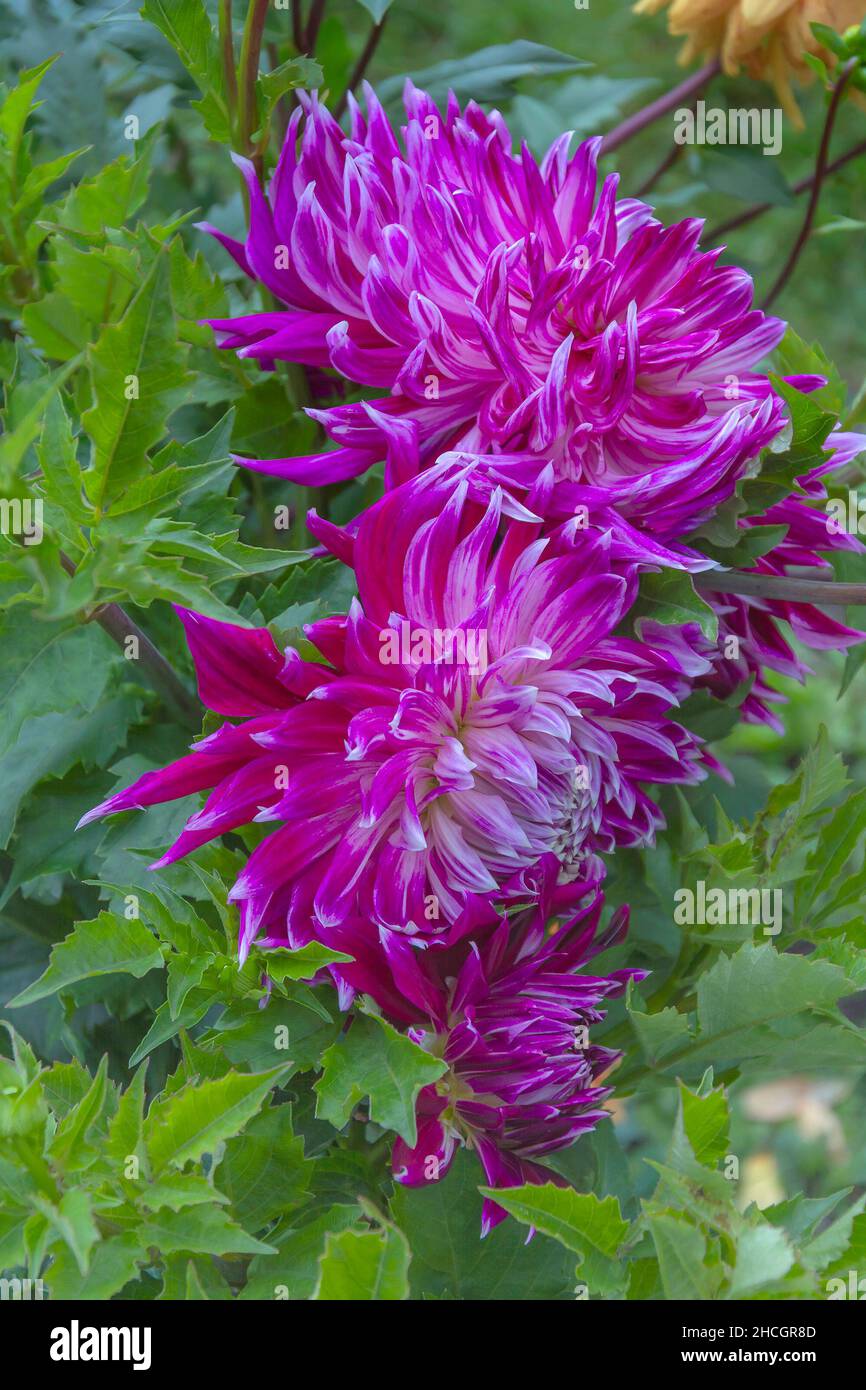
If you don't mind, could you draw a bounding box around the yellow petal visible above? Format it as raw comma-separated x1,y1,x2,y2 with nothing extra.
741,0,794,26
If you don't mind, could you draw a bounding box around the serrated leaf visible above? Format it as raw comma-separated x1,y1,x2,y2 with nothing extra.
10,913,164,1007
214,991,338,1073
390,1149,578,1300
81,249,191,511
678,1082,730,1167
262,942,353,984
139,1203,275,1257
805,784,866,905
47,1233,145,1300
216,1104,310,1230
138,1174,229,1211
141,0,230,142
146,1065,290,1174
240,1205,360,1300
729,1224,795,1295
47,1054,109,1170
645,1209,718,1300
106,1061,148,1171
480,1183,629,1258
314,1013,447,1146
313,1224,410,1301
34,1190,98,1276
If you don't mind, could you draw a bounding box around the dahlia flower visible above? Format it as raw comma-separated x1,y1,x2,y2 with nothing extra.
325,873,639,1235
80,467,708,951
201,85,788,548
634,0,866,124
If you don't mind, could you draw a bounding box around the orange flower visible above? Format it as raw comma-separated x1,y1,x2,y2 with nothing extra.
634,0,866,124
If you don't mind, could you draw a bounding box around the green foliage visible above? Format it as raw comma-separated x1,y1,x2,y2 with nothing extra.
1,0,865,1306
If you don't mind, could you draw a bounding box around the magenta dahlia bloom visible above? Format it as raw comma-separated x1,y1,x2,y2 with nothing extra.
201,85,789,548
700,426,866,729
80,467,708,951
336,874,640,1235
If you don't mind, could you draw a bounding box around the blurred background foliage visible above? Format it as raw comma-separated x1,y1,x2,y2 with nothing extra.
1,0,865,1269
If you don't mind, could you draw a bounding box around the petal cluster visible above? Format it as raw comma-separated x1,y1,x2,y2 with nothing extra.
634,0,866,124
203,86,788,548
83,80,866,1223
82,470,708,955
371,878,639,1235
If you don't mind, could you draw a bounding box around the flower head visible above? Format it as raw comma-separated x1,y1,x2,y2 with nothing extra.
634,0,866,124
202,85,787,548
80,467,708,955
347,875,641,1235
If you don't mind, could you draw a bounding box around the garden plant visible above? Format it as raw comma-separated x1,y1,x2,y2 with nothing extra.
2,0,866,1314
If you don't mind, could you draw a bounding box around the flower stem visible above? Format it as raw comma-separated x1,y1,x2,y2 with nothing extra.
599,57,720,156
304,0,326,54
59,554,200,729
695,571,866,606
219,0,238,120
704,139,866,246
238,0,269,156
761,58,858,310
291,0,305,52
334,18,388,120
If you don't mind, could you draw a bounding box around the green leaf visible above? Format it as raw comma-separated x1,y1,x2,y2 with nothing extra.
804,784,866,905
36,392,90,523
129,990,218,1066
216,1105,311,1230
729,1225,795,1296
146,1065,290,1174
740,377,837,516
81,248,191,511
9,913,164,1007
391,1149,577,1300
678,1082,730,1167
47,1233,145,1300
480,1184,629,1259
141,0,230,141
314,1012,447,1146
214,991,338,1073
106,1061,148,1171
0,354,80,485
376,42,588,110
645,1209,718,1300
167,954,209,1019
635,569,719,643
628,996,691,1064
14,146,89,217
138,1174,229,1211
674,943,855,1077
0,57,57,170
139,1203,275,1257
34,1190,99,1275
261,942,353,984
240,1205,360,1300
256,58,323,136
0,692,140,848
701,148,793,207
47,1054,110,1170
51,134,156,235
313,1224,410,1301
